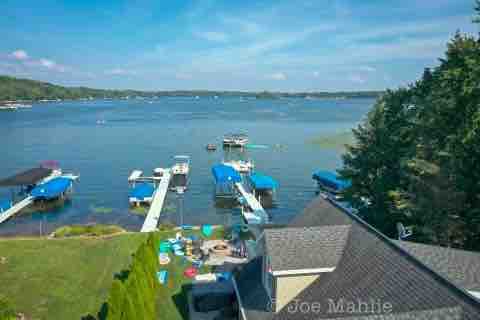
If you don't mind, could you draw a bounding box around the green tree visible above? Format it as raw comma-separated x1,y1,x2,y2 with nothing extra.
340,89,415,237
106,280,128,320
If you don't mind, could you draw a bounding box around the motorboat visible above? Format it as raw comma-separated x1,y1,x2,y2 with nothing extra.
223,133,249,148
171,155,190,194
222,159,254,174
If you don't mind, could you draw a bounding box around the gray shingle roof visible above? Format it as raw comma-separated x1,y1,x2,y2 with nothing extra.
393,240,480,291
264,225,351,272
235,196,480,320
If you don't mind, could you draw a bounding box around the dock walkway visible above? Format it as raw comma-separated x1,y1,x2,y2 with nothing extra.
0,196,34,224
141,171,172,232
234,182,266,223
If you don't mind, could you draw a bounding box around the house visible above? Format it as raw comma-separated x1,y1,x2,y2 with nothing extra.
233,196,480,319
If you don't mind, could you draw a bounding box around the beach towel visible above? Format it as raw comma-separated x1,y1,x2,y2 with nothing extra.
157,270,168,284
201,224,213,237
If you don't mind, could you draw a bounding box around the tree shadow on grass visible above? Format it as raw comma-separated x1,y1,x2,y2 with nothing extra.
114,269,130,282
172,283,192,320
80,302,108,320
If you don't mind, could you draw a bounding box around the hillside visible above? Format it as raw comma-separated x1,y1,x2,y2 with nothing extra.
0,75,383,101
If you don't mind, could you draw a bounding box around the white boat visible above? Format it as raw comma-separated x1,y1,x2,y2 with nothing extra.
223,133,249,148
153,167,168,179
170,155,190,194
14,103,32,108
0,105,18,111
222,159,254,173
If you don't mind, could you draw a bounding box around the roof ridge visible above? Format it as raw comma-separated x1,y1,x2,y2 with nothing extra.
396,239,480,256
327,198,480,309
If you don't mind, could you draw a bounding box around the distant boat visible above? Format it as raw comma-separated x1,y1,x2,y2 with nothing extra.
0,105,17,111
223,133,249,148
206,144,217,151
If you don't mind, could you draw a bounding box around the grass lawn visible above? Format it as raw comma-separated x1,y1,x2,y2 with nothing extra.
307,131,354,150
155,227,224,320
0,233,148,320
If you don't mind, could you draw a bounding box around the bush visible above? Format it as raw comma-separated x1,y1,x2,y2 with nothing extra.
105,233,159,320
53,225,125,237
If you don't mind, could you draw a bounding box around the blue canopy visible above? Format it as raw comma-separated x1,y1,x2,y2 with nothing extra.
312,170,351,191
30,177,73,199
248,173,278,190
129,183,155,200
0,199,11,212
212,164,241,184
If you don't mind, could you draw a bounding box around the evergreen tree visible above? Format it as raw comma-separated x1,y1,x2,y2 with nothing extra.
106,280,127,320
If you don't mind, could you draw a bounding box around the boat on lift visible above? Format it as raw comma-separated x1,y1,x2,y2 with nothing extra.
170,155,190,194
222,159,254,174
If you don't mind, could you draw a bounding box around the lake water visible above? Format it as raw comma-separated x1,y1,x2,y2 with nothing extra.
0,97,374,236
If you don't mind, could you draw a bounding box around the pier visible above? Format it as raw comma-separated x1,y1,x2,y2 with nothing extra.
234,182,267,224
140,170,172,232
0,196,34,224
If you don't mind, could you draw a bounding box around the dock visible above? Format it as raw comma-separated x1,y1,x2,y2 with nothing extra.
234,182,267,224
141,170,172,232
0,196,34,224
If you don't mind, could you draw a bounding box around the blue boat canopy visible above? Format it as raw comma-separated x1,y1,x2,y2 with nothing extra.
0,199,12,212
212,164,242,184
129,183,155,200
312,170,351,191
248,173,278,190
30,177,73,199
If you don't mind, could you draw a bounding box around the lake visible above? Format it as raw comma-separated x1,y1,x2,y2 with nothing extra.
0,96,374,236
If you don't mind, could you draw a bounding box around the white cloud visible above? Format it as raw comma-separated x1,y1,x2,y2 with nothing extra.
194,31,229,42
267,72,287,81
105,68,137,76
175,72,193,80
220,16,263,35
39,58,55,68
11,50,29,60
358,66,376,72
348,74,367,84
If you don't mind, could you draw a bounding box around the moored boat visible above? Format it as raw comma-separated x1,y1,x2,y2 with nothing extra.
170,155,190,194
206,144,217,151
222,159,254,174
223,133,249,148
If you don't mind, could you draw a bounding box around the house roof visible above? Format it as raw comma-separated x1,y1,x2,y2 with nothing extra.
235,196,480,320
0,167,53,187
264,225,350,272
393,240,480,292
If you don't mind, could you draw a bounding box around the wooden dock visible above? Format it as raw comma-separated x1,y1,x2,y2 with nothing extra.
234,182,267,224
0,196,34,224
141,171,172,232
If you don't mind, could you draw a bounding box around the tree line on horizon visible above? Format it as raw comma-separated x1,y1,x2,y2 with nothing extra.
0,75,382,101
340,1,480,251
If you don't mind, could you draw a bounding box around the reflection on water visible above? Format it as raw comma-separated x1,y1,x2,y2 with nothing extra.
0,96,373,235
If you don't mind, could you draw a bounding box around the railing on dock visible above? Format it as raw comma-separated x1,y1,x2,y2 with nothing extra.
140,171,172,232
0,196,34,224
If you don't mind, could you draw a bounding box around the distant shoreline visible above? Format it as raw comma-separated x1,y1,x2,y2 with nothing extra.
0,94,379,105
0,74,383,103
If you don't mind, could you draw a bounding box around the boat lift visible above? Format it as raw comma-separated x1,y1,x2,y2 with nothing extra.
0,165,79,225
127,168,173,232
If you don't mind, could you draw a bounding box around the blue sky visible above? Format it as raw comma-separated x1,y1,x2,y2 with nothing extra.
0,0,478,91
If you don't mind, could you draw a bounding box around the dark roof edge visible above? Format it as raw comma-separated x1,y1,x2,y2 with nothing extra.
396,240,480,257
327,198,480,308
